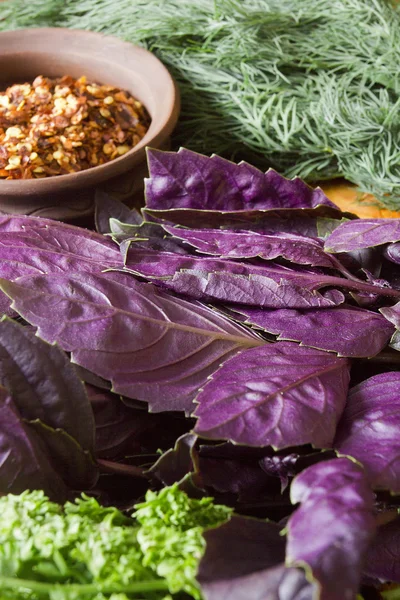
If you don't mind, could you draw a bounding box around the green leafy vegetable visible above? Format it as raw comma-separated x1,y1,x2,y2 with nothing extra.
384,587,400,599
134,485,232,597
0,485,231,599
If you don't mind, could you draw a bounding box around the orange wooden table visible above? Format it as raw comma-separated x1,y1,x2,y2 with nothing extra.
320,180,400,219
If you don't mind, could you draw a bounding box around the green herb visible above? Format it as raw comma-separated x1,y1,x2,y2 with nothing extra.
134,486,232,598
382,589,400,599
0,486,231,599
2,0,400,207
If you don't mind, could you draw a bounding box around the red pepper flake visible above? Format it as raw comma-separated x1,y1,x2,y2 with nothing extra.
0,75,150,179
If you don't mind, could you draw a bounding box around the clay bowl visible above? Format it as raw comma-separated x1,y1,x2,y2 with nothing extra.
0,28,180,219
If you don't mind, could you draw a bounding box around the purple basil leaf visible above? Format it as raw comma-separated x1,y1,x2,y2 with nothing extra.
286,457,376,600
0,317,95,453
198,515,314,600
199,514,284,579
0,214,121,261
161,271,345,309
86,384,165,460
124,247,276,279
0,389,67,500
124,247,400,304
157,214,320,237
0,318,98,489
0,224,122,270
145,207,342,230
0,225,105,312
28,419,98,489
124,248,346,308
112,220,191,257
237,215,320,238
380,302,400,351
197,442,275,502
94,189,141,234
325,219,400,253
0,272,263,414
163,225,339,269
145,148,338,212
384,242,400,265
345,248,383,278
119,238,133,263
389,331,400,351
200,564,314,600
0,219,124,314
348,269,392,308
198,442,270,462
259,453,299,493
75,366,111,390
233,305,394,357
364,516,400,583
195,342,350,448
0,214,124,236
334,372,400,492
147,432,197,486
108,218,145,238
0,214,63,232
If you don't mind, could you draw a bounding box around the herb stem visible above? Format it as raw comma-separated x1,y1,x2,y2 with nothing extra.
313,275,400,298
360,350,400,365
97,458,148,478
328,255,366,283
0,576,170,595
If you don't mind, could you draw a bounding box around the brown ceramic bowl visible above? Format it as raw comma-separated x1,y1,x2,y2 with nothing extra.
0,28,180,219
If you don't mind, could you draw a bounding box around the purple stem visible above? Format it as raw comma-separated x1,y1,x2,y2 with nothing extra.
97,459,147,479
311,274,400,298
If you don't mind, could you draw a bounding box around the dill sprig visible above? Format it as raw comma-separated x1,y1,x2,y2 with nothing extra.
2,0,400,207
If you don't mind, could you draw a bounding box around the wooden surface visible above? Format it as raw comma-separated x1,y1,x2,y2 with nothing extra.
320,180,400,219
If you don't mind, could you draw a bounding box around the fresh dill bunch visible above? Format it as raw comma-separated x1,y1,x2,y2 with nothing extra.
0,0,66,28
2,0,400,207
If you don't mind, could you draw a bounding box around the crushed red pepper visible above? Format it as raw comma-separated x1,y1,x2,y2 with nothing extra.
0,75,150,179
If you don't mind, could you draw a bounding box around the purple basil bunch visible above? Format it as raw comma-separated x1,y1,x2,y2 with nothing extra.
1,148,400,599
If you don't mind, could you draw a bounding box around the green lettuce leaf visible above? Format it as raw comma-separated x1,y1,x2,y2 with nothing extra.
0,485,231,600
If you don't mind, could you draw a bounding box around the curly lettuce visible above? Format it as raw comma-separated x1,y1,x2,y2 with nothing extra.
0,485,232,599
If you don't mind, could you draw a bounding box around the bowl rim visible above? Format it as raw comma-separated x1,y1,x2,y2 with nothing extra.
0,27,180,194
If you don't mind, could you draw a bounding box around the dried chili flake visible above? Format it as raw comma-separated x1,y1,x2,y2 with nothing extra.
0,75,150,179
